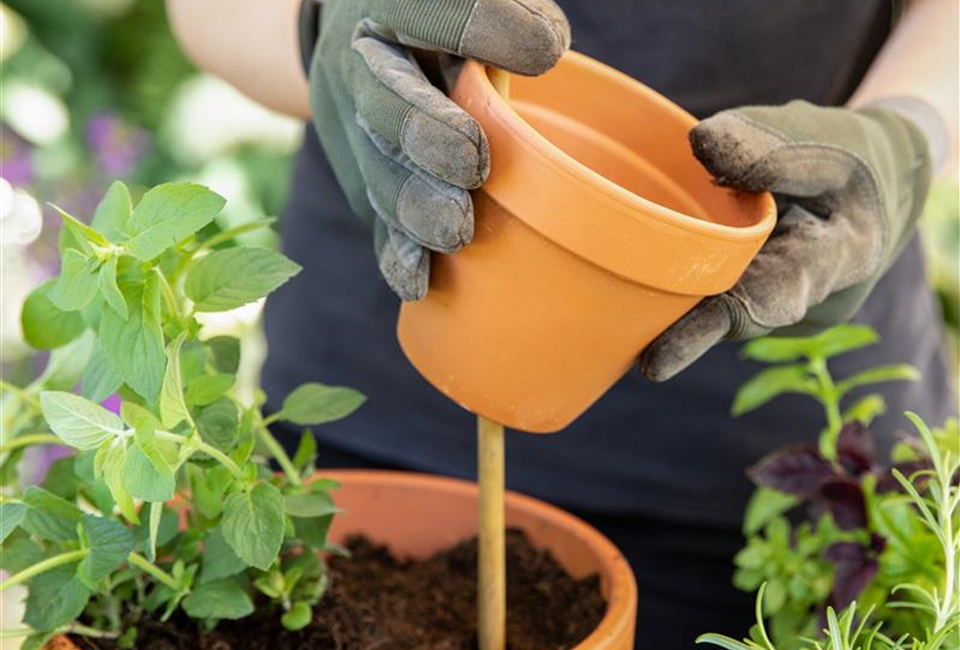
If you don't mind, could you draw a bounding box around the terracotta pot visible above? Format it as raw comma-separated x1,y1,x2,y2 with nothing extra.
48,470,636,650
397,51,777,433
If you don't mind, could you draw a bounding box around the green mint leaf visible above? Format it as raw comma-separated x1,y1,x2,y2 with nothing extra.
196,397,239,452
182,577,254,620
124,183,225,261
21,280,85,350
51,204,109,248
34,329,96,392
189,465,229,520
281,601,312,631
98,255,128,318
91,181,133,243
293,514,333,550
731,365,816,417
842,394,887,426
200,525,248,584
81,343,123,403
159,333,191,428
205,336,241,374
742,488,798,536
22,486,83,542
121,419,175,502
101,442,139,524
119,402,157,429
39,391,125,450
0,502,26,543
48,248,100,312
1,531,43,574
835,364,920,396
78,513,135,584
41,456,80,501
284,491,338,518
222,482,285,570
291,430,317,472
279,383,366,426
185,373,235,407
99,275,166,401
23,564,91,631
185,247,301,312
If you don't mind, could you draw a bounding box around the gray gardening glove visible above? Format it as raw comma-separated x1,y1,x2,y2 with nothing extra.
307,0,570,300
640,99,934,382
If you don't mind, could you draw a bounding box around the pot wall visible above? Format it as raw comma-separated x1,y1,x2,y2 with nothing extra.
398,52,776,433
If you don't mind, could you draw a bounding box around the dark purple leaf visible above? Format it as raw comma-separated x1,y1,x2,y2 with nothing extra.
875,460,933,494
825,540,879,609
837,422,876,476
819,478,867,530
747,446,835,497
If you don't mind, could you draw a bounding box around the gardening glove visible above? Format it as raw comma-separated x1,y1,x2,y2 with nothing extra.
306,0,570,300
640,99,936,382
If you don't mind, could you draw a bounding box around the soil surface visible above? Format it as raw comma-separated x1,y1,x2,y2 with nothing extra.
78,529,605,650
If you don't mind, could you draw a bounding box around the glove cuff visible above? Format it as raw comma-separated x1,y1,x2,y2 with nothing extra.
298,0,327,77
864,96,948,172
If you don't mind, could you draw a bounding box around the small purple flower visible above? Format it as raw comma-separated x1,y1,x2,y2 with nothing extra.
0,124,34,186
102,393,122,415
85,113,150,177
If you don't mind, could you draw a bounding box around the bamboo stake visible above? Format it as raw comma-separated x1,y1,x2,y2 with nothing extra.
477,66,510,650
478,415,506,650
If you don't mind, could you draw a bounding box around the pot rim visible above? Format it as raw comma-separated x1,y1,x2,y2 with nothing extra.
320,469,637,649
468,51,774,243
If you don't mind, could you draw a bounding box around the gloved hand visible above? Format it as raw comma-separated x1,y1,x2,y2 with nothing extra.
307,0,570,300
640,99,933,381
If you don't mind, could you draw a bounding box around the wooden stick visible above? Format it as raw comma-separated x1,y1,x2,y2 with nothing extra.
478,67,509,650
478,415,506,650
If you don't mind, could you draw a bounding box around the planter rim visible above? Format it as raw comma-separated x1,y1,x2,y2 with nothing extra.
462,51,776,294
321,469,637,649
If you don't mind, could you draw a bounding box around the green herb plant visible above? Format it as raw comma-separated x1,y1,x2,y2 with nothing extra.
703,324,959,648
697,413,960,650
0,182,365,649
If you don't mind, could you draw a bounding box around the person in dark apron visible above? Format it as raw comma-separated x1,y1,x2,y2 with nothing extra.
167,0,957,646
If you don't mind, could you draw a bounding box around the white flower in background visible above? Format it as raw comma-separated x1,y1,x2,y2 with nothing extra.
196,299,269,404
0,4,27,63
0,81,69,146
194,157,279,249
162,74,302,166
0,246,46,364
0,178,43,246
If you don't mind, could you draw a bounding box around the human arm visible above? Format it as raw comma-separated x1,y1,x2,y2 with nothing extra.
165,0,310,118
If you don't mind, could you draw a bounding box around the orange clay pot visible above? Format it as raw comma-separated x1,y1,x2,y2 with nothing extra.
48,470,636,650
397,51,777,433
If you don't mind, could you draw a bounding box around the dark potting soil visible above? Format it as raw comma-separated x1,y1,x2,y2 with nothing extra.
78,529,605,650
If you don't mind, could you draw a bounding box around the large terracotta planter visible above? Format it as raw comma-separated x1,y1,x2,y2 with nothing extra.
398,51,777,433
48,470,636,650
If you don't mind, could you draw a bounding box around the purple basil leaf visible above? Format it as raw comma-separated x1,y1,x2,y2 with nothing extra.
747,445,835,497
836,422,876,476
819,478,868,530
875,460,933,494
826,543,878,609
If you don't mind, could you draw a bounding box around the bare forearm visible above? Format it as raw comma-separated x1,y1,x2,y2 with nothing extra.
849,0,959,174
165,0,310,119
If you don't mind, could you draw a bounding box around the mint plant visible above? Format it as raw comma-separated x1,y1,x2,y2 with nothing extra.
713,324,958,648
0,182,365,649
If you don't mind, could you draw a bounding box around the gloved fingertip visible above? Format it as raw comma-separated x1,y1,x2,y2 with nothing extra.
689,112,782,192
460,0,570,76
638,298,733,382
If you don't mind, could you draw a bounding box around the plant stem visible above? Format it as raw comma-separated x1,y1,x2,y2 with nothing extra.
810,356,843,461
0,549,88,592
195,440,244,479
262,412,282,426
258,424,301,486
197,219,276,252
0,381,40,409
154,269,183,323
0,433,63,453
0,623,119,640
126,552,181,592
154,430,244,479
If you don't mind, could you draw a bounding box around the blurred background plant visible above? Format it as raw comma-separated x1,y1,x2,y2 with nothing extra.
1,0,302,390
